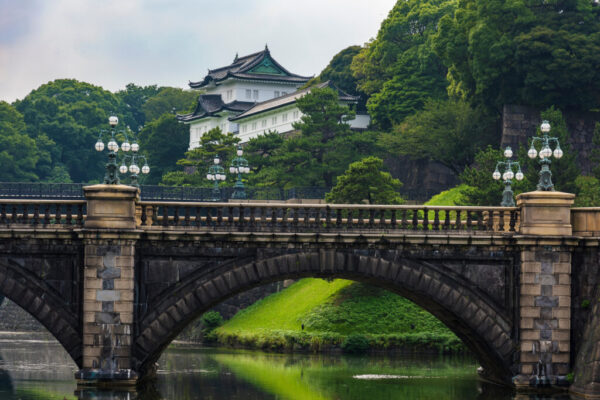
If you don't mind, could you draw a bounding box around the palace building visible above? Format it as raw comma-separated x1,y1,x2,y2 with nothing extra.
178,46,370,149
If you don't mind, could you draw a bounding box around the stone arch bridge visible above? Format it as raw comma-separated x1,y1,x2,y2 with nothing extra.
1,184,600,396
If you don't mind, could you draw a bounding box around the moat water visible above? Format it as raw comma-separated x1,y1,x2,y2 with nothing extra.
0,332,574,400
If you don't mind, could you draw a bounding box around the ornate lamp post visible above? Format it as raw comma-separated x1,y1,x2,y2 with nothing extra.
119,154,150,188
95,116,133,184
207,155,226,201
229,145,250,199
527,120,564,191
492,147,524,206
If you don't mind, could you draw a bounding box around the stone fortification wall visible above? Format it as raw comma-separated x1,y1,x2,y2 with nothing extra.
501,104,600,175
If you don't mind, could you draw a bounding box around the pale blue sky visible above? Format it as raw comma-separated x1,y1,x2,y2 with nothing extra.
0,0,396,102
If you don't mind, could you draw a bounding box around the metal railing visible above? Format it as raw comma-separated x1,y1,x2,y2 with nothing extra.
0,200,86,228
137,202,520,234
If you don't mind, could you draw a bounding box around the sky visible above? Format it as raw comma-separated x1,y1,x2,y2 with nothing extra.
0,0,396,103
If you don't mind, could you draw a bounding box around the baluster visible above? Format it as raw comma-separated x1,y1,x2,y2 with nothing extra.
303,207,310,229
498,210,505,232
281,207,288,229
487,210,494,231
217,207,223,226
369,209,375,228
510,210,517,232
237,206,245,228
358,209,364,228
271,207,277,229
412,209,418,230
0,204,5,225
325,206,332,229
466,211,472,230
77,204,84,227
455,210,461,230
401,210,407,229
228,207,234,227
336,209,342,227
422,208,429,231
33,204,40,226
379,209,386,228
141,205,147,226
433,209,440,231
66,204,72,226
21,204,28,225
477,211,484,230
54,204,61,225
152,205,159,226
391,209,397,228
173,206,180,226
196,207,203,228
44,204,50,226
162,205,169,227
293,208,299,229
444,209,451,230
11,205,17,224
314,207,321,230
251,207,258,229
184,207,190,227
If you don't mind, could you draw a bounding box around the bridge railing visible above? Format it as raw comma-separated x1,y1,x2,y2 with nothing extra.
0,200,86,228
137,202,519,233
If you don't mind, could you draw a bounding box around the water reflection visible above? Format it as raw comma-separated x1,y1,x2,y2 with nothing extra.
0,333,581,400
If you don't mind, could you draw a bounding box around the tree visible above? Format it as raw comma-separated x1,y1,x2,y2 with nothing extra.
434,0,600,111
116,83,161,130
138,114,189,184
326,156,404,204
380,99,497,175
574,176,600,207
0,102,41,182
142,87,197,123
352,0,455,128
161,127,239,186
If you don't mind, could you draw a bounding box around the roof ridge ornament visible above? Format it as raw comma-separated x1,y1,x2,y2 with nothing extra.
234,52,238,62
265,43,269,52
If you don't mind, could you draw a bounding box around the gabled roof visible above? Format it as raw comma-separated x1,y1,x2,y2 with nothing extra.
189,46,312,89
229,81,359,121
177,94,254,123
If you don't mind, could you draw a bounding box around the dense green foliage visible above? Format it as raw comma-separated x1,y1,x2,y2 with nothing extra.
352,0,455,129
141,87,197,122
380,99,496,175
434,0,600,111
138,113,189,184
325,156,403,204
116,83,161,131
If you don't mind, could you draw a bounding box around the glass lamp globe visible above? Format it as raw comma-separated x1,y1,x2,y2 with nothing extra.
220,174,226,181
492,170,501,180
129,164,140,174
503,147,513,158
230,167,236,174
131,142,139,152
119,164,128,174
541,146,552,158
142,164,150,174
554,147,563,159
528,147,538,159
244,167,250,173
95,140,105,152
108,116,119,127
121,141,131,152
502,172,508,181
207,174,213,180
237,148,243,156
214,157,220,165
515,171,524,181
505,170,514,180
107,139,118,152
540,120,551,133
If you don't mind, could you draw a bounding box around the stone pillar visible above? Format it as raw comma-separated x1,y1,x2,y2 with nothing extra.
76,185,140,386
513,191,574,390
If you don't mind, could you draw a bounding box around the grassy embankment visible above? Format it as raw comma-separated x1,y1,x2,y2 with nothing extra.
210,186,469,354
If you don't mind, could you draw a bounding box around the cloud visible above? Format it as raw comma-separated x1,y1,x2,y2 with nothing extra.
0,0,395,102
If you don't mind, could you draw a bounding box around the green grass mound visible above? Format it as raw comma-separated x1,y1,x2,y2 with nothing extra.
215,279,464,354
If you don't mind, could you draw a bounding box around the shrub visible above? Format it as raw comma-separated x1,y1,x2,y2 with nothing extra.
201,311,223,330
341,334,370,354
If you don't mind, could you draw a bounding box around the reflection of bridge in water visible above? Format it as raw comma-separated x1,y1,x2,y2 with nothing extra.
0,185,600,397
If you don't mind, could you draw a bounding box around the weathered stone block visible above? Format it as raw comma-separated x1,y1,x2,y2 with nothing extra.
534,296,559,308
552,353,569,363
97,267,121,280
554,262,571,274
521,307,541,318
95,312,120,324
553,285,570,296
522,262,542,273
521,284,541,296
96,290,121,302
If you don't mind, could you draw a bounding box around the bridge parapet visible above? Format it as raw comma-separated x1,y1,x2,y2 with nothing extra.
0,199,85,228
137,202,520,234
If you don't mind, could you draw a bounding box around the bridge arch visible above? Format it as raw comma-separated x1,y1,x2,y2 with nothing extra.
133,250,516,384
0,261,82,367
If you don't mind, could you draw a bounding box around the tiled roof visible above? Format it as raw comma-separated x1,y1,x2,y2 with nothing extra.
189,47,312,89
177,95,254,122
229,81,359,121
